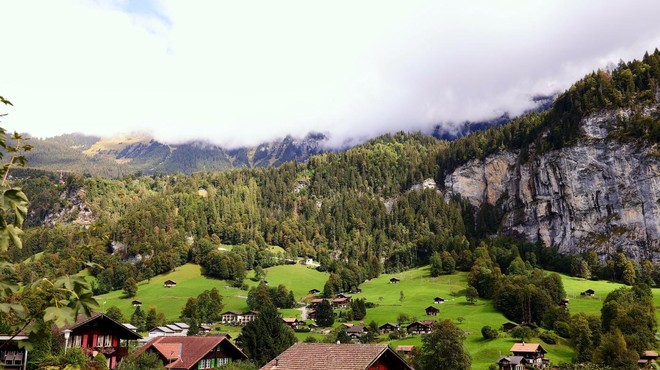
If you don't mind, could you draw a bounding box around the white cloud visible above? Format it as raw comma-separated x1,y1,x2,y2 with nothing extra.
1,0,660,148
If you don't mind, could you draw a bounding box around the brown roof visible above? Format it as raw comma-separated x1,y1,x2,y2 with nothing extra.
510,343,545,353
282,318,299,323
643,350,659,358
260,343,413,370
395,345,415,352
133,335,247,370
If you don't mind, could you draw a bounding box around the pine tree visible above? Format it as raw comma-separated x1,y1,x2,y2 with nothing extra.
413,320,471,370
123,277,138,298
236,304,297,367
315,299,334,327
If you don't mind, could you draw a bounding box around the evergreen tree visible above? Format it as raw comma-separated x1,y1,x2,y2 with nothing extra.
105,306,124,322
413,319,471,370
315,299,334,327
429,252,443,277
236,304,297,367
145,308,158,331
130,306,146,331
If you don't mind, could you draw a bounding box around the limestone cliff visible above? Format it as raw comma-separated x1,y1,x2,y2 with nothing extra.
445,107,660,260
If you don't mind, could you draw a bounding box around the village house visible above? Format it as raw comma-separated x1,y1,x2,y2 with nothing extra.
389,277,400,284
134,335,248,370
406,320,435,335
501,322,518,332
308,288,320,295
395,345,415,357
282,318,305,330
0,334,28,370
163,280,177,288
346,325,368,340
60,313,142,369
122,323,138,333
581,289,595,296
131,300,142,307
497,342,548,369
434,297,445,304
307,298,325,308
639,350,659,368
220,311,259,325
379,322,400,334
260,343,413,370
425,306,440,316
198,324,212,334
332,297,351,309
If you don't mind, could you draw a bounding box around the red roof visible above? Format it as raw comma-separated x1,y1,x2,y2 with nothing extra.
133,335,247,369
59,313,141,340
260,343,413,370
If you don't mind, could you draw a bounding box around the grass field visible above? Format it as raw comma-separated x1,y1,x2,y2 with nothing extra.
96,263,660,370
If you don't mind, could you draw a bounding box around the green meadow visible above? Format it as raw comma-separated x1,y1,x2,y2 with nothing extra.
96,263,660,370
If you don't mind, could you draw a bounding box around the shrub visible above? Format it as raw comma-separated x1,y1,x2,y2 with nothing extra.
481,326,498,339
539,331,559,345
554,321,570,338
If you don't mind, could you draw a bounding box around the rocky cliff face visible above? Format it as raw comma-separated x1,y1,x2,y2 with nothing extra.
445,108,660,260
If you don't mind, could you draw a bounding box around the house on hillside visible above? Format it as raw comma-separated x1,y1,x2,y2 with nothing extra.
501,322,518,332
406,320,435,335
434,297,445,304
282,318,305,330
163,280,177,288
134,335,248,370
425,306,440,316
581,289,595,296
59,313,142,369
260,343,413,370
198,324,212,334
346,325,368,340
0,334,28,370
379,322,400,334
131,300,142,307
220,311,258,325
332,297,351,309
498,342,548,369
389,277,400,284
148,323,190,338
308,288,320,295
308,298,325,308
395,345,415,357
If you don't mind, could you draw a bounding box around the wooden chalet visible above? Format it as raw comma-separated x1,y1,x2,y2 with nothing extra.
406,320,435,335
639,350,659,368
508,342,548,368
0,334,28,370
60,313,142,369
496,355,530,370
163,280,177,288
395,345,415,356
559,299,569,308
308,288,320,295
434,297,445,304
307,309,317,321
581,289,595,296
346,325,368,340
425,306,440,316
131,300,142,307
332,297,351,309
501,322,518,332
282,318,305,330
389,277,400,284
379,322,400,334
260,343,414,370
335,293,350,299
308,298,325,308
134,335,248,370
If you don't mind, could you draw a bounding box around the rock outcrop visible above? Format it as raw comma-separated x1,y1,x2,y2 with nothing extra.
445,108,660,260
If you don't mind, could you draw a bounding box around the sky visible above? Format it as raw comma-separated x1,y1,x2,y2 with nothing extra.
1,1,660,148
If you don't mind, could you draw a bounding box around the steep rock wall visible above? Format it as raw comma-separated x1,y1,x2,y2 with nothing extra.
445,109,660,260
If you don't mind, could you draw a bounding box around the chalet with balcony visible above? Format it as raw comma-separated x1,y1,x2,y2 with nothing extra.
282,318,305,330
134,335,248,370
60,313,142,369
498,342,548,369
346,325,368,340
220,311,258,325
406,320,435,335
379,323,400,334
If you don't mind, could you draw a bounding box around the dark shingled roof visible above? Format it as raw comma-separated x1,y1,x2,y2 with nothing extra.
260,343,413,370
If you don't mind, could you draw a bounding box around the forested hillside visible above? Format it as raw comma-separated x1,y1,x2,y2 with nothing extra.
6,50,660,294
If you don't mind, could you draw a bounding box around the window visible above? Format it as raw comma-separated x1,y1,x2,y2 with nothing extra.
199,358,212,369
217,358,229,366
73,335,82,347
